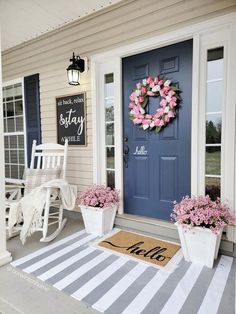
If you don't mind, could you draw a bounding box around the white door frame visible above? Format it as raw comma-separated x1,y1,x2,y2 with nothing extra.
91,13,236,241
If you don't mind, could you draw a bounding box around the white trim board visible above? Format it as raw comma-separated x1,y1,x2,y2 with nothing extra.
91,13,236,62
2,77,23,87
91,13,236,242
0,30,12,265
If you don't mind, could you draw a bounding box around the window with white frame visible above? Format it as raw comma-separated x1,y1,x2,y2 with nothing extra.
205,47,224,200
2,81,26,179
104,73,115,188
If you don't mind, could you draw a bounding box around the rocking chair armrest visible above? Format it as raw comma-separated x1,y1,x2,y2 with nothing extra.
42,185,61,201
43,184,61,190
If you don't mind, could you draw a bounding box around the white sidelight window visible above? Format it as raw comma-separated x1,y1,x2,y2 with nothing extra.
2,80,26,179
205,47,224,200
104,73,115,188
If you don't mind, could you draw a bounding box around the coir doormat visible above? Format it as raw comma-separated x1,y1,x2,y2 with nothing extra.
95,230,182,271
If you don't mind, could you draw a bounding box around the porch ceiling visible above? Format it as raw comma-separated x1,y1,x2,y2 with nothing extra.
0,0,122,51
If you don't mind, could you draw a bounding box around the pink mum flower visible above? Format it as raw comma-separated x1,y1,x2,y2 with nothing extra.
78,185,119,209
171,195,236,234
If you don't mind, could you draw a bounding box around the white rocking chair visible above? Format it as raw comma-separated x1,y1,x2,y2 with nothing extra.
6,139,69,242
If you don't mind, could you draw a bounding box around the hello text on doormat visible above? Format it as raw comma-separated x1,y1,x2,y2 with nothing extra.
98,230,181,268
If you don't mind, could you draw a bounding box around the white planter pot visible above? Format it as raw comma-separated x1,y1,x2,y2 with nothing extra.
80,205,117,236
176,223,223,268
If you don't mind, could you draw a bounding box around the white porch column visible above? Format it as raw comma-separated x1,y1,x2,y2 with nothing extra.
0,30,12,266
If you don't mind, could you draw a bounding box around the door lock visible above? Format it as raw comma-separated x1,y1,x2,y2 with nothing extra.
123,145,129,155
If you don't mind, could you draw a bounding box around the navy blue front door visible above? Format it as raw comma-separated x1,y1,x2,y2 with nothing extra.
123,40,193,220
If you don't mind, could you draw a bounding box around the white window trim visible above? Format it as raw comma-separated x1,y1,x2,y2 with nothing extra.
91,13,236,241
2,77,27,177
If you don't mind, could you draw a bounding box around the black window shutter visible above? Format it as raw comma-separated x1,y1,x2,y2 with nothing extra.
24,74,41,166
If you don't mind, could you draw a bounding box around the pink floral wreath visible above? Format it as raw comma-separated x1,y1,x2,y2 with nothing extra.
128,76,181,132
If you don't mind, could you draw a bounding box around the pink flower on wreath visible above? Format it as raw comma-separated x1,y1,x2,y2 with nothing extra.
138,96,144,103
153,113,158,120
145,114,152,119
146,76,154,84
134,97,139,104
150,81,155,88
133,106,140,114
136,113,144,119
159,86,171,97
147,91,155,96
129,92,136,101
164,115,170,123
143,119,151,125
159,90,166,98
159,119,165,126
169,101,177,109
156,108,164,117
168,90,175,97
160,99,167,108
154,77,159,84
136,82,142,90
168,111,175,118
163,86,171,93
135,90,141,97
158,80,164,86
154,118,161,126
133,118,143,124
165,95,172,103
128,102,134,109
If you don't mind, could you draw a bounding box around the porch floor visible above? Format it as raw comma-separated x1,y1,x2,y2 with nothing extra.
0,217,235,314
0,217,98,314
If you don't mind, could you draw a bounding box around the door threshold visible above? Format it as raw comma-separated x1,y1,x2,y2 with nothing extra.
116,213,175,229
115,213,179,243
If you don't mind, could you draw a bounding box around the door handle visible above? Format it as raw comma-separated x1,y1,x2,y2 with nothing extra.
123,145,129,168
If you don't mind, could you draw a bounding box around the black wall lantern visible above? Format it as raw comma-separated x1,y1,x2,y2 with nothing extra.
67,52,85,85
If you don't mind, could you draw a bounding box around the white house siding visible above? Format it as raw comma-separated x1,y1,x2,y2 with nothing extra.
2,0,236,199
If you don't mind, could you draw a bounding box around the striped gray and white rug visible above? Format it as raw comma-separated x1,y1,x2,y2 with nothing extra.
11,229,235,314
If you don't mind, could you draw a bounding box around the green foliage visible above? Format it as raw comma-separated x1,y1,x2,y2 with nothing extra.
206,120,221,152
141,97,148,108
171,85,180,92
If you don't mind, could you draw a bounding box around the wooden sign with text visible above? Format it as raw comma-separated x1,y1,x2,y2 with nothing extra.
56,93,86,146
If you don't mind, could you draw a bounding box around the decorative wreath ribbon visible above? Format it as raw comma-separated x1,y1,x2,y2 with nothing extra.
128,76,181,132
